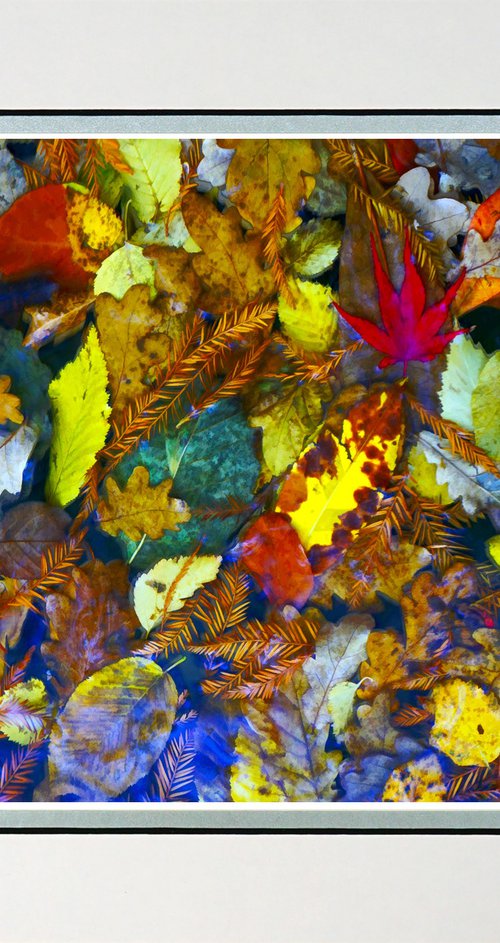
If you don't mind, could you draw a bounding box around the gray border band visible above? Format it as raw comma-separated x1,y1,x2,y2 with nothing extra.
0,113,499,135
1,804,498,830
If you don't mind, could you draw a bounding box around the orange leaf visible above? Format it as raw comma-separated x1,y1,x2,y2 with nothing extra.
240,512,314,608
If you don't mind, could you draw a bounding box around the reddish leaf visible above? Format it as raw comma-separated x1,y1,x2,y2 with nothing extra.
0,502,70,580
240,512,314,608
469,187,500,241
0,184,89,289
333,231,466,370
386,140,419,175
42,560,140,699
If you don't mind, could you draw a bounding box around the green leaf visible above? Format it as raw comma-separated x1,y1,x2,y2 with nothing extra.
471,351,500,461
230,615,373,801
284,218,342,278
94,242,157,300
45,656,177,800
46,325,111,507
248,383,324,476
113,399,260,568
277,278,338,353
119,139,182,223
439,334,487,431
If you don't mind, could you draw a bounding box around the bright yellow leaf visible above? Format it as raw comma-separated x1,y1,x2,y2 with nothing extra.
134,554,222,632
278,278,338,353
45,325,111,507
382,754,446,802
430,678,500,766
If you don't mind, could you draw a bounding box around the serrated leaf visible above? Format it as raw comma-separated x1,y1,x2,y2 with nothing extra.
94,242,156,300
278,278,338,353
134,554,222,632
45,325,111,506
118,139,182,223
45,656,177,800
284,218,342,278
97,466,190,541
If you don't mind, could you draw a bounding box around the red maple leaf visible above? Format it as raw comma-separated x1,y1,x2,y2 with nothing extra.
332,232,467,371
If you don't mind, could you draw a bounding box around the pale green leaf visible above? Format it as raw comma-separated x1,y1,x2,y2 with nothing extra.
134,554,222,632
439,334,487,430
94,243,157,300
119,139,182,223
471,351,500,461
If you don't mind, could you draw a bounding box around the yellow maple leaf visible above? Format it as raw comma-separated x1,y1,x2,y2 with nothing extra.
0,376,23,425
430,678,500,767
222,138,320,233
182,190,274,314
97,466,191,541
276,386,402,551
45,325,111,507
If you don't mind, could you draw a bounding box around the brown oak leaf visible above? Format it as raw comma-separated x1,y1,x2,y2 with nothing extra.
96,466,191,541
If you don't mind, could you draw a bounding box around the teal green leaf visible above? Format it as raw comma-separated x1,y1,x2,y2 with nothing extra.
0,326,52,455
113,399,260,568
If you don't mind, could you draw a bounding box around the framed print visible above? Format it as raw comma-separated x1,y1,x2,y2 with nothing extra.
0,112,498,835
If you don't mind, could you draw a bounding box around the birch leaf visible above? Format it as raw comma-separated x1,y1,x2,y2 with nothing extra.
471,351,500,460
118,139,182,222
97,466,191,541
134,554,222,632
277,278,338,353
46,656,177,800
45,326,111,506
284,218,343,278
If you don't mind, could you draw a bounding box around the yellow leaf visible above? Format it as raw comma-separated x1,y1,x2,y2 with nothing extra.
45,656,177,800
0,375,23,424
118,139,182,222
97,466,190,541
408,441,453,505
0,678,48,745
134,554,222,632
96,284,180,417
487,534,500,566
248,383,324,476
328,680,359,739
430,678,500,766
45,325,111,506
276,386,402,551
278,278,338,353
182,190,274,313
382,754,446,802
223,138,320,232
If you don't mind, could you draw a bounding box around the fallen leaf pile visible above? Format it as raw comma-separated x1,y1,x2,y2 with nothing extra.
0,136,498,803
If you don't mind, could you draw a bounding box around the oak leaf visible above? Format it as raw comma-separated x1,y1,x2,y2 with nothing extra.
0,376,22,425
182,190,274,313
97,466,191,541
